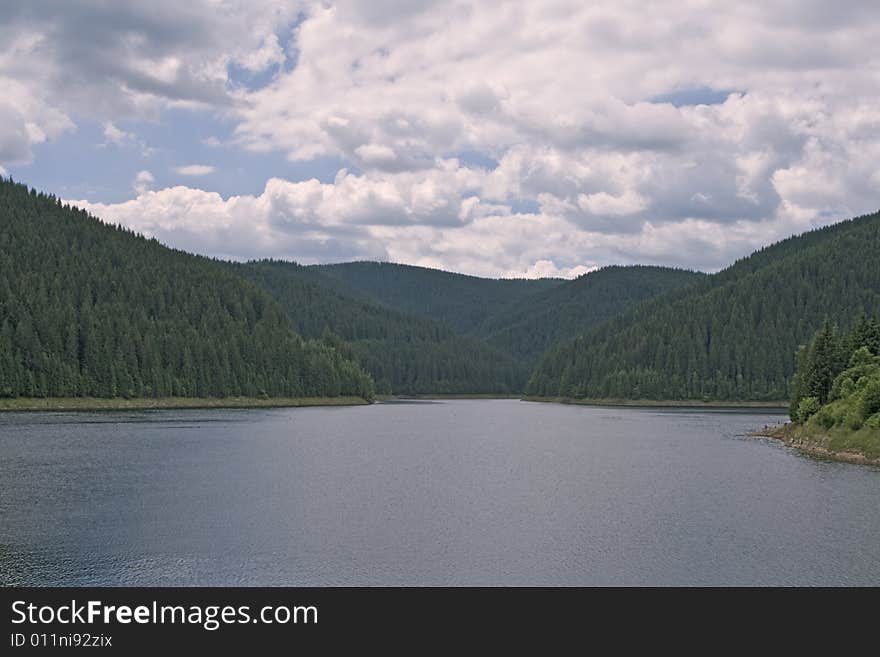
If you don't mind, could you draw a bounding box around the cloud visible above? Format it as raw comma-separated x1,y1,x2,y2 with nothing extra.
504,260,599,280
228,2,880,240
133,170,154,194
69,162,807,278
0,2,303,167
101,121,156,156
102,122,134,147
6,2,880,275
175,164,215,176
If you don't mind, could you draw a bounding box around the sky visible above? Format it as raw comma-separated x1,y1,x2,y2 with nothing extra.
2,1,879,279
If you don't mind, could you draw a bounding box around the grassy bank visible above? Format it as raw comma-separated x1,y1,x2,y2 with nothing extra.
0,396,370,412
522,396,789,409
752,422,880,466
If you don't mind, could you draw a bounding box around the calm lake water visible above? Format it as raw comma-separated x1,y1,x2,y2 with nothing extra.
1,399,878,586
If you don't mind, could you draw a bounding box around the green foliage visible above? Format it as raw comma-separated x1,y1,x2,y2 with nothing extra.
232,260,529,394
790,318,880,440
475,265,703,366
0,179,374,401
6,176,879,405
527,211,880,401
796,396,821,423
311,261,563,334
862,379,880,419
791,317,880,420
234,261,698,395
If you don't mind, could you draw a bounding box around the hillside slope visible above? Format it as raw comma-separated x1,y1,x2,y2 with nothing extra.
0,179,374,400
309,261,563,333
528,211,880,401
475,265,703,364
235,260,529,394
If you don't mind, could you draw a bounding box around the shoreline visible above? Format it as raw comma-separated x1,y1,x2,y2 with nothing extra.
522,396,789,409
750,423,880,467
384,393,523,401
0,396,371,412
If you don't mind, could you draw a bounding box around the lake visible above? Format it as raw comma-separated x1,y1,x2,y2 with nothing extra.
1,399,878,586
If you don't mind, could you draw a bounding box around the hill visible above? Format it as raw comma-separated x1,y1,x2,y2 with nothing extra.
527,211,880,401
474,265,703,365
0,179,374,401
234,260,529,394
309,261,563,333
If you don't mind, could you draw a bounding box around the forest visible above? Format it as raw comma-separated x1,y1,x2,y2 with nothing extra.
789,316,880,427
784,316,880,459
0,179,374,401
2,176,880,405
527,211,880,401
232,260,529,394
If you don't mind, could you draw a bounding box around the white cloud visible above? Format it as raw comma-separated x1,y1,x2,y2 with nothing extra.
133,170,154,194
102,122,131,146
70,162,802,277
233,33,285,73
578,191,648,217
102,122,156,156
504,260,599,280
175,164,215,176
6,2,880,274
0,2,303,167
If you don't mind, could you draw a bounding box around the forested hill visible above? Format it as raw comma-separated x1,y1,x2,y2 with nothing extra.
527,210,880,401
0,179,374,400
309,261,563,333
11,176,876,403
473,265,703,364
233,260,529,394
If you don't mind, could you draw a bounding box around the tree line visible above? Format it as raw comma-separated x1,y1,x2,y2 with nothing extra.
0,179,374,400
527,211,880,401
234,260,529,394
790,315,880,429
4,175,880,403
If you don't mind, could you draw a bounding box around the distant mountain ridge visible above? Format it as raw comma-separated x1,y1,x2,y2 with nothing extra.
233,260,529,394
6,178,872,402
527,210,880,401
474,265,704,365
309,261,564,333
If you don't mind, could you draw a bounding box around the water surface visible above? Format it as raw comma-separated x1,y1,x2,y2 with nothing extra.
1,400,878,586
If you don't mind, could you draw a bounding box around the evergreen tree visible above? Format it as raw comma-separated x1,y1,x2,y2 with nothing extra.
0,178,374,401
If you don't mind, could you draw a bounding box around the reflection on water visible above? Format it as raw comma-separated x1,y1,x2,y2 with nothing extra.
1,400,878,586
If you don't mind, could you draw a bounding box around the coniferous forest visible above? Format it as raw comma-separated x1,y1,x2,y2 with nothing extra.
2,177,880,409
231,260,529,394
782,316,880,461
0,179,374,400
527,211,880,401
789,316,880,427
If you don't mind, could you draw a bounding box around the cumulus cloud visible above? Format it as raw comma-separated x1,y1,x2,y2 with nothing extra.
7,2,880,275
71,163,805,278
504,260,599,280
0,1,302,166
175,164,215,176
228,2,880,246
